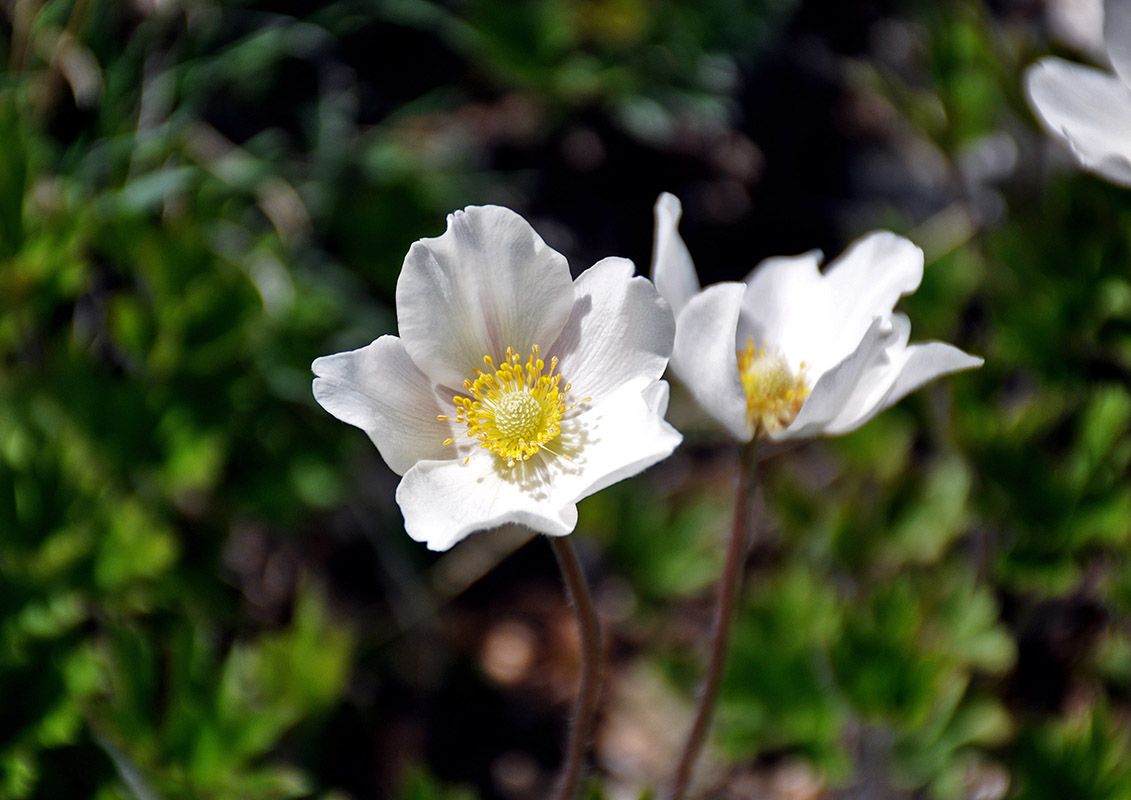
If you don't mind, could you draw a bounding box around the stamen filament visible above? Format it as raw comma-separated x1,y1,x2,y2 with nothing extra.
449,345,569,467
737,338,808,434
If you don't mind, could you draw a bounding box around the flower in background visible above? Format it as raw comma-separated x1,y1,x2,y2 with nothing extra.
1045,0,1105,59
1025,0,1131,187
313,205,681,551
650,193,983,442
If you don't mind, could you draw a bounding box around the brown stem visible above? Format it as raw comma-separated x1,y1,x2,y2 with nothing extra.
549,535,604,800
665,441,760,800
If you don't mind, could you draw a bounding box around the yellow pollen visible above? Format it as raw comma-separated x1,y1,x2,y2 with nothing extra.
449,345,569,468
737,338,809,435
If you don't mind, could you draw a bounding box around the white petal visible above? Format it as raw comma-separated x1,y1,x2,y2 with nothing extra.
737,234,922,382
549,381,683,502
394,380,681,551
650,193,701,315
1025,57,1131,187
776,314,983,440
396,456,579,551
1048,0,1106,58
1105,0,1131,89
861,341,984,426
776,317,898,440
815,232,924,373
396,205,576,388
823,311,916,431
670,282,752,441
741,232,922,379
553,257,675,401
312,336,453,475
739,250,824,369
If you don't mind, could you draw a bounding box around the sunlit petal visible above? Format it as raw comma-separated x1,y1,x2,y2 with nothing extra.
396,454,579,551
317,205,681,549
650,192,702,315
554,257,675,400
312,336,452,475
396,205,576,388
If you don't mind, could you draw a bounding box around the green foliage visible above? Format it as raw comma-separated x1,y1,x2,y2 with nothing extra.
0,2,363,796
699,1,1131,794
396,766,477,800
386,0,797,115
579,479,730,602
1012,710,1131,800
717,565,849,775
90,586,351,800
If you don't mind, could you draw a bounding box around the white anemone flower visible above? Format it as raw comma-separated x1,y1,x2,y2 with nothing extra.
1025,0,1131,187
313,205,682,551
650,193,983,442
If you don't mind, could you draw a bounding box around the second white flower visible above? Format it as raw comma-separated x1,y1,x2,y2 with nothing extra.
650,193,983,442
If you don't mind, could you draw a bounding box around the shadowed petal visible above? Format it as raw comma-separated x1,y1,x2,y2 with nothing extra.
866,341,984,424
777,317,897,440
739,250,824,368
670,282,752,441
553,257,675,401
1025,57,1131,187
312,336,453,475
396,456,578,551
741,233,921,378
552,381,682,502
1105,0,1131,89
397,205,576,388
778,314,983,439
814,232,924,374
823,311,916,431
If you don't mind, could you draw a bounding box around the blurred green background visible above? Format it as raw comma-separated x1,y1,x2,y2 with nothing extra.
2,0,1130,798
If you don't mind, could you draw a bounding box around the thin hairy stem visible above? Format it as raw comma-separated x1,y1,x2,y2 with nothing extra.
666,441,760,800
549,536,604,800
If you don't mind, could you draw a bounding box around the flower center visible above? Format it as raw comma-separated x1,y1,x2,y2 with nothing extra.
450,345,568,467
737,338,809,434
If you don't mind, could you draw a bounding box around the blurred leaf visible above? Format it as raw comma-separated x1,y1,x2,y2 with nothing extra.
580,480,729,602
1013,709,1131,800
717,566,849,775
396,765,477,800
884,455,972,567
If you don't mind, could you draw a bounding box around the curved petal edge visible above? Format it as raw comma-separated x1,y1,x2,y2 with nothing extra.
651,192,701,316
670,282,753,442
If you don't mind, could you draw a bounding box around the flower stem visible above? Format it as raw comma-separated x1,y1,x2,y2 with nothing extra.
665,441,760,800
549,535,604,800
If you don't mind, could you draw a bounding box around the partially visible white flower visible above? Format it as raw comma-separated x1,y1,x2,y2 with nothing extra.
650,193,983,442
1025,0,1131,186
313,205,681,551
1047,0,1106,60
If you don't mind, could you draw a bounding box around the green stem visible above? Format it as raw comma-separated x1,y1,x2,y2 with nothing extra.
665,441,760,800
549,535,604,800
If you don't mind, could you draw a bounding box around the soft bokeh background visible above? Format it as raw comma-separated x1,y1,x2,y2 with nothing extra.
3,0,1131,798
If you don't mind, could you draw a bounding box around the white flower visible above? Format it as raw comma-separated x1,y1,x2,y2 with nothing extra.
1046,0,1106,59
1025,0,1131,187
313,205,682,551
650,193,983,442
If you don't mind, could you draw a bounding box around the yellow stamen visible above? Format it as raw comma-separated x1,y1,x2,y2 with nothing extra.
450,345,569,468
737,337,809,434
